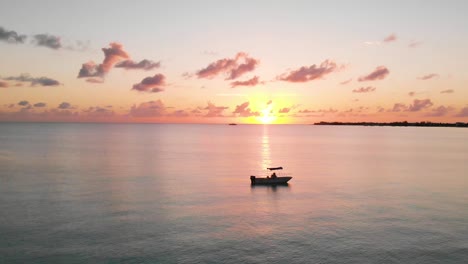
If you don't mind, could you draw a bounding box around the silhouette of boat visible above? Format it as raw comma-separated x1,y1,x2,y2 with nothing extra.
228,123,237,125
250,167,292,185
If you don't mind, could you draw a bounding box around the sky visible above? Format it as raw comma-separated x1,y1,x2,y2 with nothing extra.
1,0,468,124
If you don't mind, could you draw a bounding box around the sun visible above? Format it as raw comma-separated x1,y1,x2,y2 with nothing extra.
259,105,276,124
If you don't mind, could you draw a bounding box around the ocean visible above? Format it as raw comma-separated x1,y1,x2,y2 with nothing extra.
0,123,467,263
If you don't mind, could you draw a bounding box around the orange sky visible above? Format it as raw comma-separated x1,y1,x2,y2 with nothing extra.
1,1,467,124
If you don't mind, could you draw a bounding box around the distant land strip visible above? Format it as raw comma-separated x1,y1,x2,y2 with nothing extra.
314,121,468,128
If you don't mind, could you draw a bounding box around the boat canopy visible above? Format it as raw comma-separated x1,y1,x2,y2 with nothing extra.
267,167,283,170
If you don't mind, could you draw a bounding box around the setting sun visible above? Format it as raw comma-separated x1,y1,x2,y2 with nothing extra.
259,105,276,124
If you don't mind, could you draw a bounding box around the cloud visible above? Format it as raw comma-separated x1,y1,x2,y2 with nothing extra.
230,76,260,87
441,89,454,94
232,102,259,117
352,86,376,93
0,26,26,43
340,78,352,85
418,73,438,80
0,81,8,88
82,106,114,117
33,102,46,107
115,59,160,70
358,66,389,82
204,101,229,117
77,42,129,80
196,52,258,80
408,99,433,112
391,103,407,112
427,106,454,117
409,41,422,48
278,107,291,113
86,78,104,84
130,100,166,117
278,60,339,83
132,74,166,93
33,34,61,49
408,91,415,96
18,100,29,106
383,33,397,43
267,100,272,105
3,74,60,86
58,102,73,109
456,107,468,117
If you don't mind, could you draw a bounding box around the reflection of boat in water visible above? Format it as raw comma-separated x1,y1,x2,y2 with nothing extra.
250,166,292,185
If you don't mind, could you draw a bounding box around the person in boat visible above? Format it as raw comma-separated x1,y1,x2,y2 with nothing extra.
271,172,277,179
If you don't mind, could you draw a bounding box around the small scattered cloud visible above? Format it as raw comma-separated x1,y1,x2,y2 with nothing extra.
455,107,468,117
278,60,339,83
130,100,166,117
352,86,376,93
33,102,46,108
383,33,397,43
340,78,352,85
408,91,415,97
232,102,259,117
115,59,160,70
0,81,8,88
132,74,166,93
196,52,259,80
2,74,60,86
440,89,454,94
408,99,433,112
230,76,260,87
33,34,61,49
58,102,73,109
77,42,129,81
409,41,422,48
278,107,291,113
418,73,438,80
82,106,114,117
267,100,272,105
391,103,407,112
204,101,229,117
0,26,26,44
358,66,389,82
18,100,29,106
427,105,454,117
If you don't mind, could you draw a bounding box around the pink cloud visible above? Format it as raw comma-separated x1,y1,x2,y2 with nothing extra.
391,103,407,112
352,86,376,93
340,78,352,85
78,42,129,80
408,99,433,112
440,89,454,94
408,91,415,96
83,106,115,117
115,59,160,70
383,33,397,43
427,106,454,117
279,107,291,113
409,41,423,48
132,74,166,93
0,81,8,88
130,100,166,117
230,76,260,87
418,73,439,80
278,60,339,83
33,102,46,107
232,102,259,117
196,52,259,80
358,66,389,82
456,107,468,117
204,101,229,117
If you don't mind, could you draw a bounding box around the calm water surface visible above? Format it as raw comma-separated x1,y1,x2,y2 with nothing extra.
0,123,467,263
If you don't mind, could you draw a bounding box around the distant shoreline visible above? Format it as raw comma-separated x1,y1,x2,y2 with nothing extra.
314,121,468,128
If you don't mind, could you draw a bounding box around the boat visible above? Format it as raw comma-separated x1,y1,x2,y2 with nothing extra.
250,166,292,185
228,123,237,125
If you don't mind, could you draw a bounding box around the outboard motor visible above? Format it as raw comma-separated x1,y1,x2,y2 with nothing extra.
250,176,256,184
